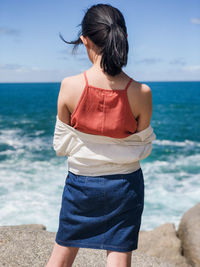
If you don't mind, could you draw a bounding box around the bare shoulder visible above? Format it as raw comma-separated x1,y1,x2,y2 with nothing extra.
130,80,152,104
128,79,151,100
61,73,83,90
58,73,85,115
128,80,153,131
60,73,83,99
137,82,152,105
141,83,152,93
130,79,152,94
127,79,152,119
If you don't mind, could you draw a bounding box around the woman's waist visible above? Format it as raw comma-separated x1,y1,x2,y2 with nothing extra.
67,160,141,176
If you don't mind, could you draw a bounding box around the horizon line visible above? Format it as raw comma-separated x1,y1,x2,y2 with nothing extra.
0,80,200,84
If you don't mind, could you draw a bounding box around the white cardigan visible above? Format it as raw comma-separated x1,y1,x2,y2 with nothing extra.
53,115,156,176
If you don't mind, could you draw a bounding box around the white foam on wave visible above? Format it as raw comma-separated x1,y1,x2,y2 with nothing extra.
12,119,33,125
154,139,200,147
140,153,200,231
0,128,200,232
0,155,68,231
0,129,23,148
0,128,50,151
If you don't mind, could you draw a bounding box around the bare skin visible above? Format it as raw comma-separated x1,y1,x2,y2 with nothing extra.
46,35,152,267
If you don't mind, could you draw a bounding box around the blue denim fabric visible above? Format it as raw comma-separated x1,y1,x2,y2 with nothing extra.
55,168,144,252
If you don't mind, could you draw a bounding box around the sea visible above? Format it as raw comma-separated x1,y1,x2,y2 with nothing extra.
0,81,199,233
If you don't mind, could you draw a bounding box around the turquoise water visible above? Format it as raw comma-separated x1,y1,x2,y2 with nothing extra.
0,81,199,232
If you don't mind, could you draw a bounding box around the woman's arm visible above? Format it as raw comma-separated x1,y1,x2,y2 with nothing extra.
57,78,71,125
135,84,153,133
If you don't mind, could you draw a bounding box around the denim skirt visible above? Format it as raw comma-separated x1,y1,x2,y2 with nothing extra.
55,167,144,252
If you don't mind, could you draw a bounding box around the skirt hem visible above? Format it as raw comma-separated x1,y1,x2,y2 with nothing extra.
55,238,138,252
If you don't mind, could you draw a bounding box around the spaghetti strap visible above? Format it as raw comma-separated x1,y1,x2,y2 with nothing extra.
83,71,88,87
124,78,133,91
71,72,137,138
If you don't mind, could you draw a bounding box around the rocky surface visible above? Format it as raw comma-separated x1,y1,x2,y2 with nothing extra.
177,202,200,267
0,224,176,267
0,202,199,267
138,223,191,267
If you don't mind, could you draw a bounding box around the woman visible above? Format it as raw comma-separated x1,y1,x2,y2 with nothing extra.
46,3,154,267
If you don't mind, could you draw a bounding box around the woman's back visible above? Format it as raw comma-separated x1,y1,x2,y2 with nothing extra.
69,70,138,138
58,68,152,136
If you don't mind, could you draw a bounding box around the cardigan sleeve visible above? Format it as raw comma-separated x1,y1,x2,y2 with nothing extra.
53,115,156,163
53,115,76,156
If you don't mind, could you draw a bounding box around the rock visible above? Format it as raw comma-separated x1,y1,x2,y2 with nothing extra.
177,202,200,267
0,224,46,231
74,249,177,267
0,224,177,267
0,224,55,267
137,223,191,267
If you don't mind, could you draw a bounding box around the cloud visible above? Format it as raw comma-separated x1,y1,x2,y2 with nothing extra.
58,48,88,62
0,26,21,36
59,48,73,55
0,64,21,70
190,18,200,24
0,64,75,82
135,58,163,64
182,65,200,72
0,64,40,72
169,58,186,65
75,54,88,62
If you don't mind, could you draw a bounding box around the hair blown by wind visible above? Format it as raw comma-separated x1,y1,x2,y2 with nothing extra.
59,4,129,76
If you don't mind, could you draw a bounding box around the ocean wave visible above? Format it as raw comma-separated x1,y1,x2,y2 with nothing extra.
153,139,200,147
0,128,51,152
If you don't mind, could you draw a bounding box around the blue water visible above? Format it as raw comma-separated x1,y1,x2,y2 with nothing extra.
0,81,200,232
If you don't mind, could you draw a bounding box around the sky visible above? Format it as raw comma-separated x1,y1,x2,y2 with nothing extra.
0,0,200,82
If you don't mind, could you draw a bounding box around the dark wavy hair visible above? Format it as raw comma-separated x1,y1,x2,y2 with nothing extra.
59,3,128,76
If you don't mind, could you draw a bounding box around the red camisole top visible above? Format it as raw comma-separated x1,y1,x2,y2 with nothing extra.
70,71,138,138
